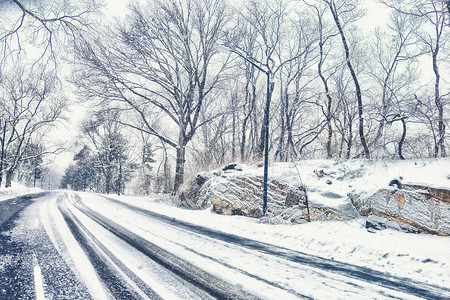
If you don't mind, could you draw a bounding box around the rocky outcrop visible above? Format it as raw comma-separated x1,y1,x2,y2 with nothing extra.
351,184,450,236
178,166,352,223
177,173,212,209
201,175,307,218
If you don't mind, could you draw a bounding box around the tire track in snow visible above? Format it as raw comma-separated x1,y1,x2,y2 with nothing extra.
58,196,161,300
68,193,262,300
1,193,91,299
45,195,109,300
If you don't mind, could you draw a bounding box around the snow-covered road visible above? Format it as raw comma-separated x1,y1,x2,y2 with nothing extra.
1,191,449,299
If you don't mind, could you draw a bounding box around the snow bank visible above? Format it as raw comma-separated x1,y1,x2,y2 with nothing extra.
0,182,42,202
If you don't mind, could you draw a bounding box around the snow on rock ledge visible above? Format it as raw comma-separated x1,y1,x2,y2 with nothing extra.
351,184,450,236
178,165,351,222
204,175,306,218
178,159,450,233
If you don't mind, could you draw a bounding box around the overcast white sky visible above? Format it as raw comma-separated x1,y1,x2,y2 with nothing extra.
102,0,391,26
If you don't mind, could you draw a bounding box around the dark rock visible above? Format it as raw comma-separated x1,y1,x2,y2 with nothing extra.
326,180,332,185
321,191,341,199
222,163,243,172
388,179,402,189
196,173,210,186
366,215,387,231
314,169,326,177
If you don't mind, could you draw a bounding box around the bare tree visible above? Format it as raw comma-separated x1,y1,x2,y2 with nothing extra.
226,20,261,161
0,0,100,72
379,0,450,20
422,6,448,157
273,8,317,162
369,12,422,158
322,0,370,158
225,0,287,159
381,0,449,157
304,1,340,158
330,64,358,159
74,0,230,192
0,64,66,187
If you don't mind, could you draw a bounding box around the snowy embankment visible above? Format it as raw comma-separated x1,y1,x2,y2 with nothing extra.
0,182,42,202
111,158,450,288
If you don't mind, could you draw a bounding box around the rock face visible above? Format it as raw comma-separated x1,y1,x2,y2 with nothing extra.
351,184,450,236
177,173,211,209
201,175,307,218
178,167,352,223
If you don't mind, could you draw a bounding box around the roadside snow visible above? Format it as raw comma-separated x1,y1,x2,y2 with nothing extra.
0,181,42,202
102,195,450,288
104,158,450,288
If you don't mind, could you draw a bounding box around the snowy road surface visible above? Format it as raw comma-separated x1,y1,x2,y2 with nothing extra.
1,191,449,299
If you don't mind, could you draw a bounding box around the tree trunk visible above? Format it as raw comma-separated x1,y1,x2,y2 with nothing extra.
0,120,6,187
6,169,13,188
275,86,287,162
163,155,171,194
173,143,186,193
287,124,296,161
346,117,353,159
240,120,248,162
257,76,275,159
338,131,345,158
329,1,370,158
317,23,333,159
231,93,237,161
432,38,445,157
241,80,256,161
257,118,266,159
117,157,123,195
398,118,407,160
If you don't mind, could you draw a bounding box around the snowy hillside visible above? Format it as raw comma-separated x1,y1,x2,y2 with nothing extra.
235,158,450,209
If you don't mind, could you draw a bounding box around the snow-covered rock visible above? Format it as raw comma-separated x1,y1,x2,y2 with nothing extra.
178,164,353,222
352,184,450,236
177,159,450,233
177,173,212,209
202,174,307,218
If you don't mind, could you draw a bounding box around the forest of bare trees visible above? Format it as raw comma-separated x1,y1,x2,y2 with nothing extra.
1,0,449,194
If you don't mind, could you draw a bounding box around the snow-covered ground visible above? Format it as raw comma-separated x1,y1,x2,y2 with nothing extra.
106,158,450,288
1,159,449,298
103,194,449,288
0,182,42,202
